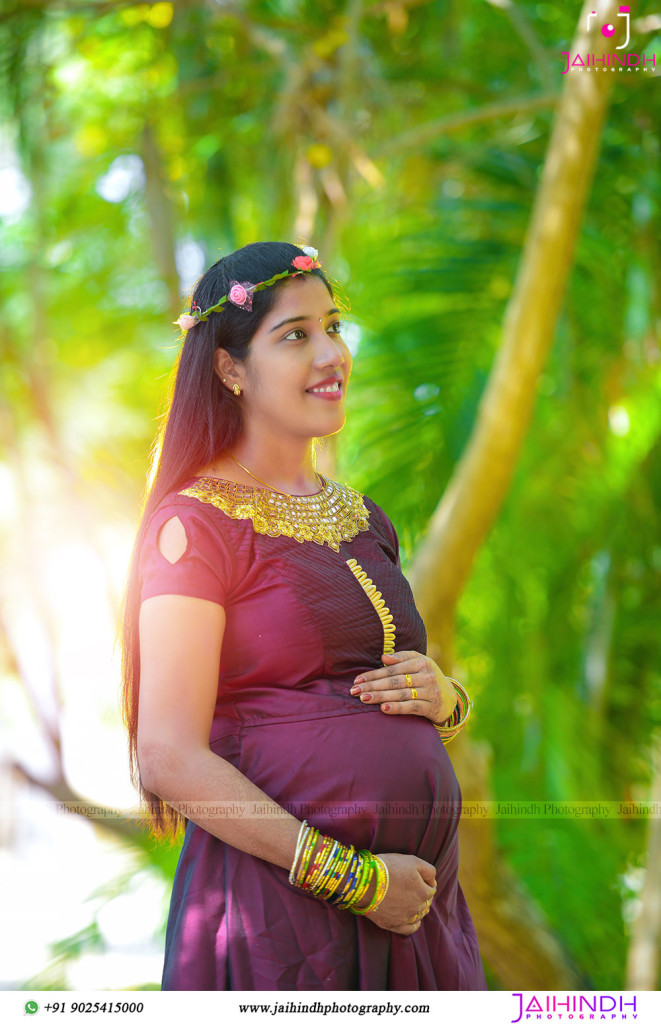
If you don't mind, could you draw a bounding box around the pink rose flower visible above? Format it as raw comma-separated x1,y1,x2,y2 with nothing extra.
227,281,255,311
292,255,320,271
229,283,247,305
175,313,199,331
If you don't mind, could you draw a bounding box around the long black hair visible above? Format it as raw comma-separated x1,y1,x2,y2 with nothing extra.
121,241,333,835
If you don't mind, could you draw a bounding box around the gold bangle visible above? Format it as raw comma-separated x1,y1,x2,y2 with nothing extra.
366,855,390,913
434,677,472,743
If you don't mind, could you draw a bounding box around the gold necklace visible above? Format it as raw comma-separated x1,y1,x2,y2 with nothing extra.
230,454,322,496
179,473,371,552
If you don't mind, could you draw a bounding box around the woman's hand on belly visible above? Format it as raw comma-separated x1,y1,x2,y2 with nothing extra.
360,853,437,935
349,650,458,725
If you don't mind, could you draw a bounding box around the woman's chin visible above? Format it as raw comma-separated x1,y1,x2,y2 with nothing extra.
312,413,346,438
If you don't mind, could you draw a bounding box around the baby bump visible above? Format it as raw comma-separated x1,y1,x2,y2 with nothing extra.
232,709,462,866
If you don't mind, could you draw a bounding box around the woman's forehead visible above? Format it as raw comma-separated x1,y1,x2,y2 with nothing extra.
266,275,333,321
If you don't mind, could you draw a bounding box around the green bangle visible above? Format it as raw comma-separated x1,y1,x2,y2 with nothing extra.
350,855,389,915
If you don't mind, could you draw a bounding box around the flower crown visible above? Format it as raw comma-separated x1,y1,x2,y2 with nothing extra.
175,247,321,332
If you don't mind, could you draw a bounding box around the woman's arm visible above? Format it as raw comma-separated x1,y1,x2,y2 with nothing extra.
138,593,301,869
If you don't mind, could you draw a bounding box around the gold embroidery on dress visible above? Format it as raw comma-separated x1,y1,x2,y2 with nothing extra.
179,476,370,552
345,558,395,655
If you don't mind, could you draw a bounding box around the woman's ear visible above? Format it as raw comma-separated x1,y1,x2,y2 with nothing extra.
214,348,242,392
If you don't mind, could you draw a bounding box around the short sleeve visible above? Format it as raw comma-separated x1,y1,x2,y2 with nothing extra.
139,501,232,606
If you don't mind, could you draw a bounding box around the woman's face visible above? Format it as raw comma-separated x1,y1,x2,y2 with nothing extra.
224,274,353,443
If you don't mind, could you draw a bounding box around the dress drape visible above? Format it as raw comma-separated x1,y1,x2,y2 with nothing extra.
139,477,487,991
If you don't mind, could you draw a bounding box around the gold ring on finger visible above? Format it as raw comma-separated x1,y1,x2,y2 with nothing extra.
410,687,418,700
405,673,413,687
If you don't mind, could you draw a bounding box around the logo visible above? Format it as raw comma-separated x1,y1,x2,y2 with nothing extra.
587,5,630,49
561,3,657,75
24,1002,39,1016
510,993,638,1022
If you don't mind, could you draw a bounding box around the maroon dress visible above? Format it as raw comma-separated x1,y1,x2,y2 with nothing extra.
138,475,487,991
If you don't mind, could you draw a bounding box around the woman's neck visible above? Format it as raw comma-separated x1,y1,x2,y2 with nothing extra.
204,437,320,495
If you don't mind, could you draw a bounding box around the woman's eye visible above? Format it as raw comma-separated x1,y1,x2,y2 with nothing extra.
282,321,345,342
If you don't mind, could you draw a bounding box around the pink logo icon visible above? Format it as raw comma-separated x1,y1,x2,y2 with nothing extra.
587,5,630,49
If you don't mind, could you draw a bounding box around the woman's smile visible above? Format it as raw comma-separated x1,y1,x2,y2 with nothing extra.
305,374,344,401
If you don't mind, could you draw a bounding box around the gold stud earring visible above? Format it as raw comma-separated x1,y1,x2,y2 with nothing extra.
232,383,241,396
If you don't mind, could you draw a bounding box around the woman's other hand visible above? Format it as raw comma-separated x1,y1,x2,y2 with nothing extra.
361,853,437,935
350,650,457,725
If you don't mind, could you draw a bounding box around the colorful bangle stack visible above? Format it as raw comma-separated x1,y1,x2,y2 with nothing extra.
289,821,390,915
434,677,473,746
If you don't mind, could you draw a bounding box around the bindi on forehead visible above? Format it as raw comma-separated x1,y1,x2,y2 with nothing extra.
268,307,340,333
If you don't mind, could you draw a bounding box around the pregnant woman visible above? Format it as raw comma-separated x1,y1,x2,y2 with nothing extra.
120,240,487,990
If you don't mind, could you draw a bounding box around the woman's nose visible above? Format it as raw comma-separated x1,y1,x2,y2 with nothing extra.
314,329,346,368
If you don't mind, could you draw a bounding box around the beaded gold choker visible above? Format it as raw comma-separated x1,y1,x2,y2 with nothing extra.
179,476,370,551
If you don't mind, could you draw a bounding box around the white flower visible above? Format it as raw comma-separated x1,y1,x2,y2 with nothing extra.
301,245,319,260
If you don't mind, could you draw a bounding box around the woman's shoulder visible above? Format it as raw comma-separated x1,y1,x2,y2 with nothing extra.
142,478,245,559
139,480,240,605
149,477,249,528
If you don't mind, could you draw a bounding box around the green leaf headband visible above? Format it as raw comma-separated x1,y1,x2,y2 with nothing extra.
175,247,321,332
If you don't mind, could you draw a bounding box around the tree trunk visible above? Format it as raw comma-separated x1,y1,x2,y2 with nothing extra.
625,739,661,989
409,0,631,988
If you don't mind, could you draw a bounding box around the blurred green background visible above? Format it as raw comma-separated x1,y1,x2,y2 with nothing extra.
0,0,660,994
